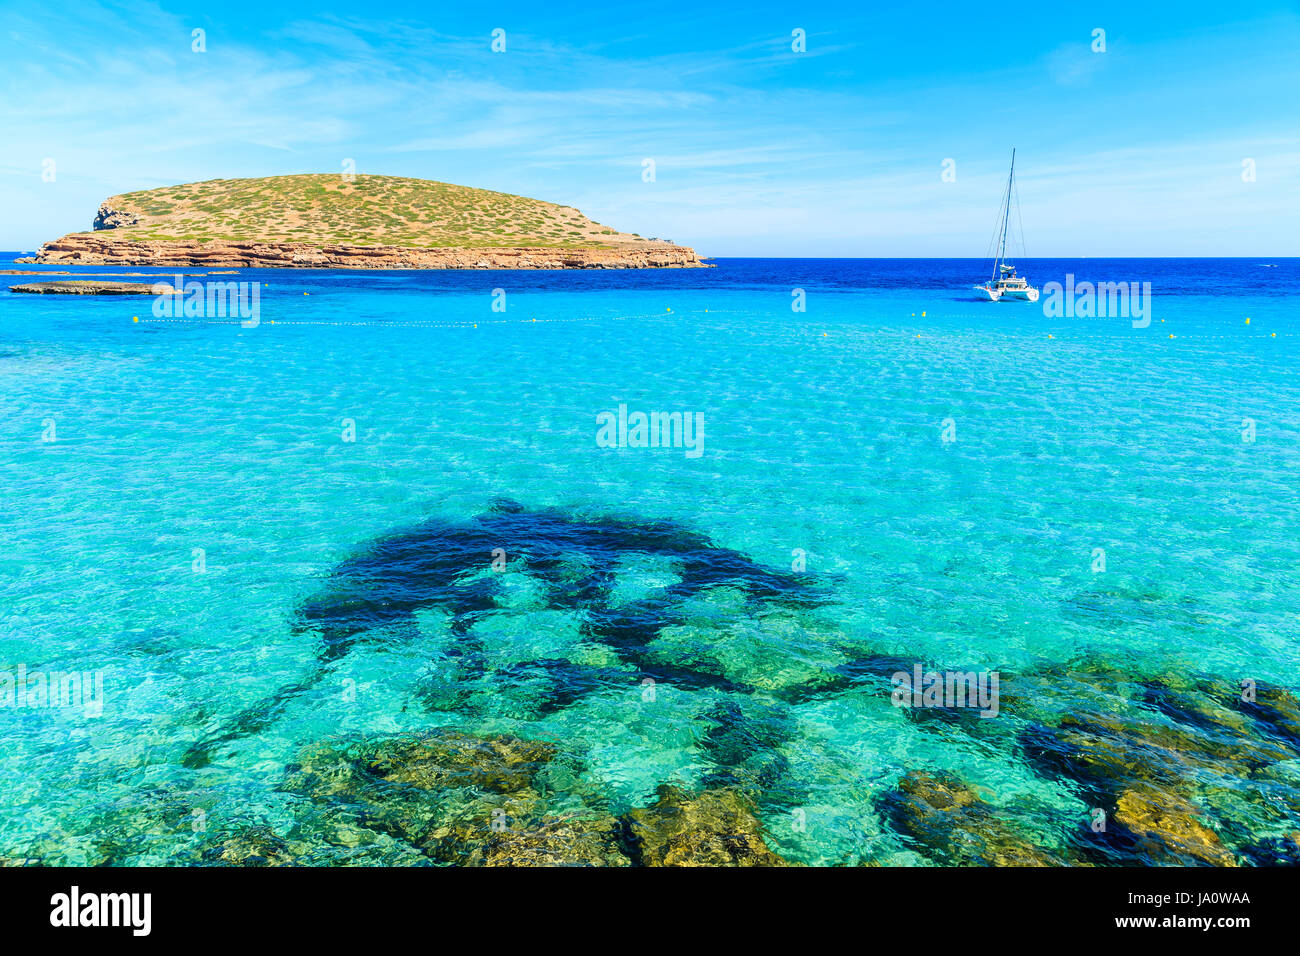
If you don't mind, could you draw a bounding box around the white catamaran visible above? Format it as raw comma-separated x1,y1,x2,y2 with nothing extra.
976,149,1038,302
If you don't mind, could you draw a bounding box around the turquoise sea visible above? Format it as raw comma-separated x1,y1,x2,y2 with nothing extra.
2,256,1298,866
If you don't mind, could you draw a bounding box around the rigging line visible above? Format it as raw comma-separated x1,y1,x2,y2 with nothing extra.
986,172,1011,278
984,212,999,266
1013,177,1027,260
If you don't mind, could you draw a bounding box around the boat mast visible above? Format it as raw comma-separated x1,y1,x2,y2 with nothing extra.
993,148,1015,283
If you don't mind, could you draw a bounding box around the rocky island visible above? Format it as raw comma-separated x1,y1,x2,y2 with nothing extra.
23,174,707,270
10,281,178,295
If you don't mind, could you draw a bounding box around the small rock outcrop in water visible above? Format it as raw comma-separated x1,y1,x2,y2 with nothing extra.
9,280,179,295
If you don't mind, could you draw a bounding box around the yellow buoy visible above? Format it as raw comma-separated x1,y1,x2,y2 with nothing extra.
303,292,309,296
922,311,926,317
1246,317,1251,324
132,316,138,322
1169,334,1175,338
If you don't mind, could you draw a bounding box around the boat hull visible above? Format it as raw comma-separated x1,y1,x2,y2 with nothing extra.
977,283,1038,302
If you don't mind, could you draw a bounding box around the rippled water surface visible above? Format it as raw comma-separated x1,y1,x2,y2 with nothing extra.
2,257,1298,865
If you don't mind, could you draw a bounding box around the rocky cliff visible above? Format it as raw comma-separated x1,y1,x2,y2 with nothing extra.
24,234,707,269
92,201,141,230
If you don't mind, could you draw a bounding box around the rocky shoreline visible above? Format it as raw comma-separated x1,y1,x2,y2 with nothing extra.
20,234,709,270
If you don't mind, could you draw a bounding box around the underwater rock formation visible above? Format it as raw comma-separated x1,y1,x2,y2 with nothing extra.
1013,659,1300,866
1238,681,1300,752
281,730,794,866
295,499,824,665
185,499,828,768
878,770,1065,866
1113,787,1236,867
172,498,1300,867
362,731,558,795
286,729,559,802
285,732,543,852
1239,832,1300,867
698,698,800,802
625,784,787,866
431,811,630,867
1021,712,1215,800
283,729,633,865
200,827,303,867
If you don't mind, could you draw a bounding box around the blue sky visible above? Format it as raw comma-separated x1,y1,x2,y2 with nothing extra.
2,0,1297,255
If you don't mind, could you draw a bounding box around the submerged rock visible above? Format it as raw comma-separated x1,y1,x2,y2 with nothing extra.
8,280,178,295
625,784,787,866
1113,787,1237,867
363,731,557,794
283,729,563,850
200,827,302,867
189,500,827,768
429,809,630,867
1141,676,1300,759
879,770,1064,866
286,729,557,799
1022,712,1216,800
283,728,805,866
1015,661,1298,788
1238,681,1300,752
283,728,637,866
698,698,800,800
75,786,211,866
1240,832,1300,867
1011,662,1300,865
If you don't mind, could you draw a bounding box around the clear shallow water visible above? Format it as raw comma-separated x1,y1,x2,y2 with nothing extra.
1,257,1298,865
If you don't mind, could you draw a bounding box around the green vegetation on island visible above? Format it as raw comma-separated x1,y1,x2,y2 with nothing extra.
85,174,651,249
